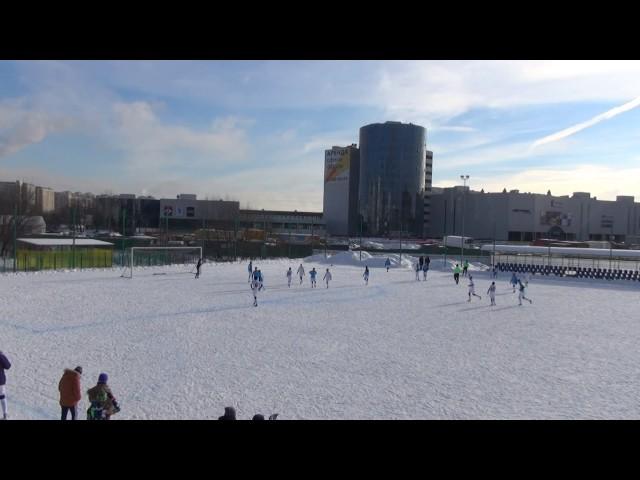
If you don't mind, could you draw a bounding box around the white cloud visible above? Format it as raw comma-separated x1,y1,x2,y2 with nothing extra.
110,101,253,172
370,60,640,125
301,131,358,155
0,101,73,157
432,125,477,133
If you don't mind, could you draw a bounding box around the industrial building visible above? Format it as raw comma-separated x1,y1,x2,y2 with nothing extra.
93,194,240,234
428,187,640,244
238,209,325,239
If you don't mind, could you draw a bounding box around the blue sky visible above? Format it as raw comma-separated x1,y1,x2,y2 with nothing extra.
2,60,640,210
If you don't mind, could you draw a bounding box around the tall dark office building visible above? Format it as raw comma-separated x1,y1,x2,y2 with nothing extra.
358,121,426,236
423,150,433,236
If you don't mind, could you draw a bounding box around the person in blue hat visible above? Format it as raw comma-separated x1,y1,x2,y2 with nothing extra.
87,373,120,420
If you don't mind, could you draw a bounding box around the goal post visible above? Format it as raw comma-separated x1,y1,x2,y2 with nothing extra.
124,246,203,278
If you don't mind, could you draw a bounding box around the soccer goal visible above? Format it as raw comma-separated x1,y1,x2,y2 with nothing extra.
121,246,203,278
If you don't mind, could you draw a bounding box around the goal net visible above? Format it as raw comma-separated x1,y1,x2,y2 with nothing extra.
121,246,203,278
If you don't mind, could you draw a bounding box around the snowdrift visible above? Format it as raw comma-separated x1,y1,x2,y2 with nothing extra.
304,251,415,269
360,239,421,250
304,251,491,271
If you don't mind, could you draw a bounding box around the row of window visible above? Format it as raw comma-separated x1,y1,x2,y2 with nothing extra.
246,222,320,230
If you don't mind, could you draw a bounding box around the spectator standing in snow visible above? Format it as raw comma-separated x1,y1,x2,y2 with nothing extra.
58,366,83,420
219,406,237,420
0,350,11,420
87,373,120,420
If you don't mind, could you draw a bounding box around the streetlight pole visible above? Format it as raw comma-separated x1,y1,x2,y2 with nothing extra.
288,213,292,259
460,175,469,266
12,202,17,273
72,206,77,269
359,214,363,262
609,224,614,270
400,221,403,264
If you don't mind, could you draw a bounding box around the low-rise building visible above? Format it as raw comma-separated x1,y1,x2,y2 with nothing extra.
428,187,640,243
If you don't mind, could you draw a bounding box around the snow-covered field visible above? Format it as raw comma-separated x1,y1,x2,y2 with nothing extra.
1,253,640,419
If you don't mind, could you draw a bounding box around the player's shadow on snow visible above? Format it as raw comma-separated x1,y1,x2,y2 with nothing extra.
433,302,468,307
457,305,488,312
489,305,520,312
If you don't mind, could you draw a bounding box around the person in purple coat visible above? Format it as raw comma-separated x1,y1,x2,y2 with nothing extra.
0,350,11,420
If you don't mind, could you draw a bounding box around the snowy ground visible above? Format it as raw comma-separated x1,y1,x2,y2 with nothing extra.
1,254,640,419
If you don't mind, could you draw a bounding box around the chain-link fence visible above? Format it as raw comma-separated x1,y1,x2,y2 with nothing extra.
1,241,316,273
491,252,640,272
1,248,113,272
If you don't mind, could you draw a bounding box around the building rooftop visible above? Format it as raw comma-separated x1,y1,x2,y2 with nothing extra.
17,238,114,247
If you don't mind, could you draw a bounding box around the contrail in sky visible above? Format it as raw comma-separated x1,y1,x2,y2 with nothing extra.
530,95,640,150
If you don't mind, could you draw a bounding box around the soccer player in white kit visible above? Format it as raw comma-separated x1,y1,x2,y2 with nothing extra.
297,264,305,285
518,280,532,305
286,267,292,288
467,275,482,302
251,278,260,306
415,263,421,280
323,268,332,288
487,281,496,306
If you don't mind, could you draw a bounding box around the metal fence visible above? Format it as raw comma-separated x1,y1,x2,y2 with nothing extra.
1,242,316,273
491,252,640,272
2,249,113,272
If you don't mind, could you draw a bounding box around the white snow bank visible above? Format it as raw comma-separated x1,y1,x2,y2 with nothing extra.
360,239,421,250
304,251,415,269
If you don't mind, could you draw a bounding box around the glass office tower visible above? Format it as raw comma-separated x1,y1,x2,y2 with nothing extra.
358,121,426,236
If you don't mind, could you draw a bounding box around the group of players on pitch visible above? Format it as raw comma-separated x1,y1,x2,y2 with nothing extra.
455,261,533,306
193,256,532,308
